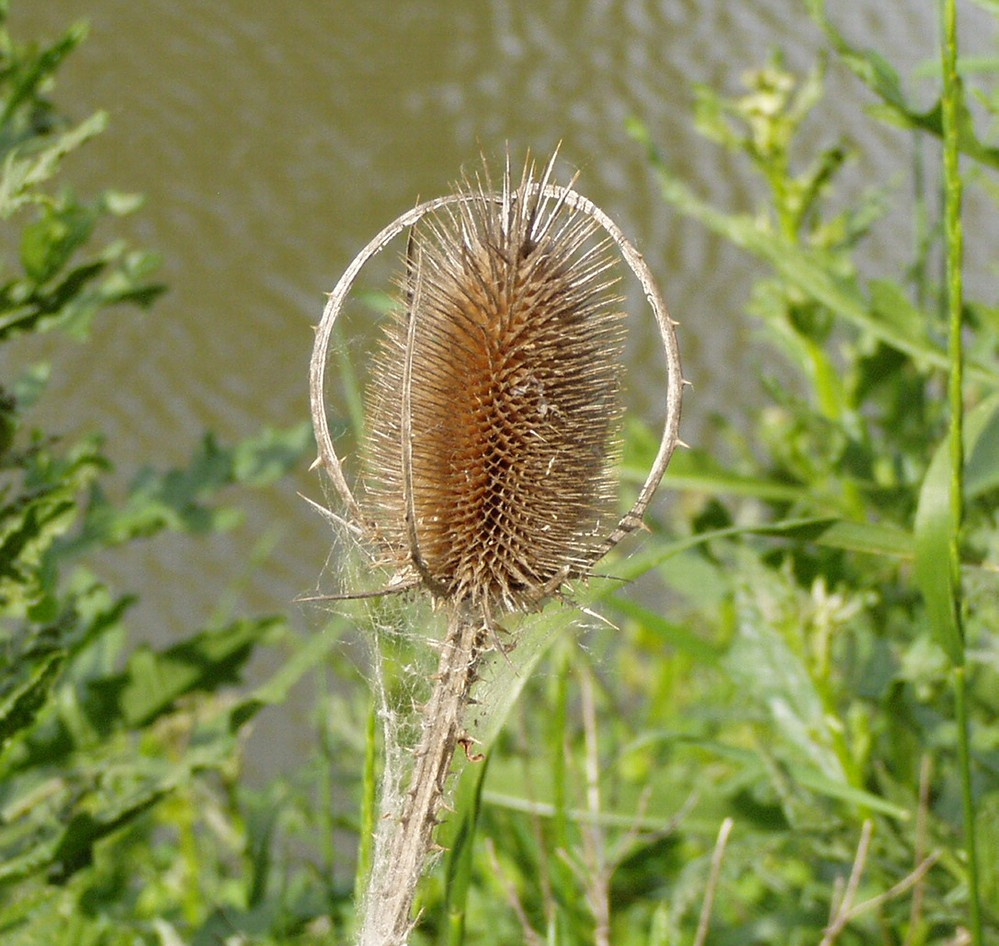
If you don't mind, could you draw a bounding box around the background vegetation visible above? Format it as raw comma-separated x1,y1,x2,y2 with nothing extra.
1,1,996,945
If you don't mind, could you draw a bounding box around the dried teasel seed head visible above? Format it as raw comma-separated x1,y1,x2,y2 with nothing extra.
309,148,683,616
363,155,626,612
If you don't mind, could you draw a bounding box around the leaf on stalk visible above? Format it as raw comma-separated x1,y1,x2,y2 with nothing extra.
73,424,311,550
805,0,999,168
630,128,999,388
112,617,284,728
914,395,999,665
0,112,107,218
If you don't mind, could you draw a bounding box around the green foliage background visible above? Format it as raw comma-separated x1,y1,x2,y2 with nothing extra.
1,1,997,944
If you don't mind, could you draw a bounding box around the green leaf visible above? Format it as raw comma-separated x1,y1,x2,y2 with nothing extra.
915,394,999,665
227,622,340,733
809,519,914,558
441,754,490,946
726,563,847,784
0,21,87,127
0,738,236,888
11,361,49,408
805,0,999,168
0,442,104,612
113,617,283,728
630,129,999,388
231,422,313,486
17,618,282,763
0,651,65,753
0,111,107,218
21,201,98,284
605,595,722,664
868,278,939,349
73,425,310,550
48,789,167,882
100,190,144,216
785,762,910,819
652,446,809,504
966,397,999,498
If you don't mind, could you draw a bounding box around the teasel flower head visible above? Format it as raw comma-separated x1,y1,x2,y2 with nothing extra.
308,148,683,946
309,148,683,620
362,157,628,614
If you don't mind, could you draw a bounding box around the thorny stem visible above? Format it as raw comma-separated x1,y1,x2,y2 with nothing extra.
358,612,485,946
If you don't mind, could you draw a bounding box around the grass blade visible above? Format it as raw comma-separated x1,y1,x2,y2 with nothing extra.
441,755,490,946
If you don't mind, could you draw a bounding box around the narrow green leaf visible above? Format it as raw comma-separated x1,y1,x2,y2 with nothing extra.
915,395,999,666
227,623,340,733
966,396,999,498
606,595,722,664
441,754,490,946
914,438,960,665
786,763,911,820
812,519,914,558
0,651,65,753
653,447,809,503
631,133,998,388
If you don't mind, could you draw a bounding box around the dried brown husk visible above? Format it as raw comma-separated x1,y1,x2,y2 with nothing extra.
362,159,626,613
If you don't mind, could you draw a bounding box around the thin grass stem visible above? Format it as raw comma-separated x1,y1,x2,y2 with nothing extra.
939,1,982,943
693,817,733,946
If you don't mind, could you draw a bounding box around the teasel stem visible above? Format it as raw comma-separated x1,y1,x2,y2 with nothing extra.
358,610,486,946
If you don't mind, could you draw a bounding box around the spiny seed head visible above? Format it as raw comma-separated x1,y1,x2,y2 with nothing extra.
362,153,626,614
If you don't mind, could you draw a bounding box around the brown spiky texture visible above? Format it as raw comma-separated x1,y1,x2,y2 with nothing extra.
362,156,626,614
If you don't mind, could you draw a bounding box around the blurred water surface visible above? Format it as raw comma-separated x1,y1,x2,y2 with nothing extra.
7,1,995,769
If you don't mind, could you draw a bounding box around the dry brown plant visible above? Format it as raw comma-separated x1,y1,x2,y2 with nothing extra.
308,149,683,945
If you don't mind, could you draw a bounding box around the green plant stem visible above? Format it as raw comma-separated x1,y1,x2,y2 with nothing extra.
941,0,964,647
953,666,981,943
940,1,981,943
